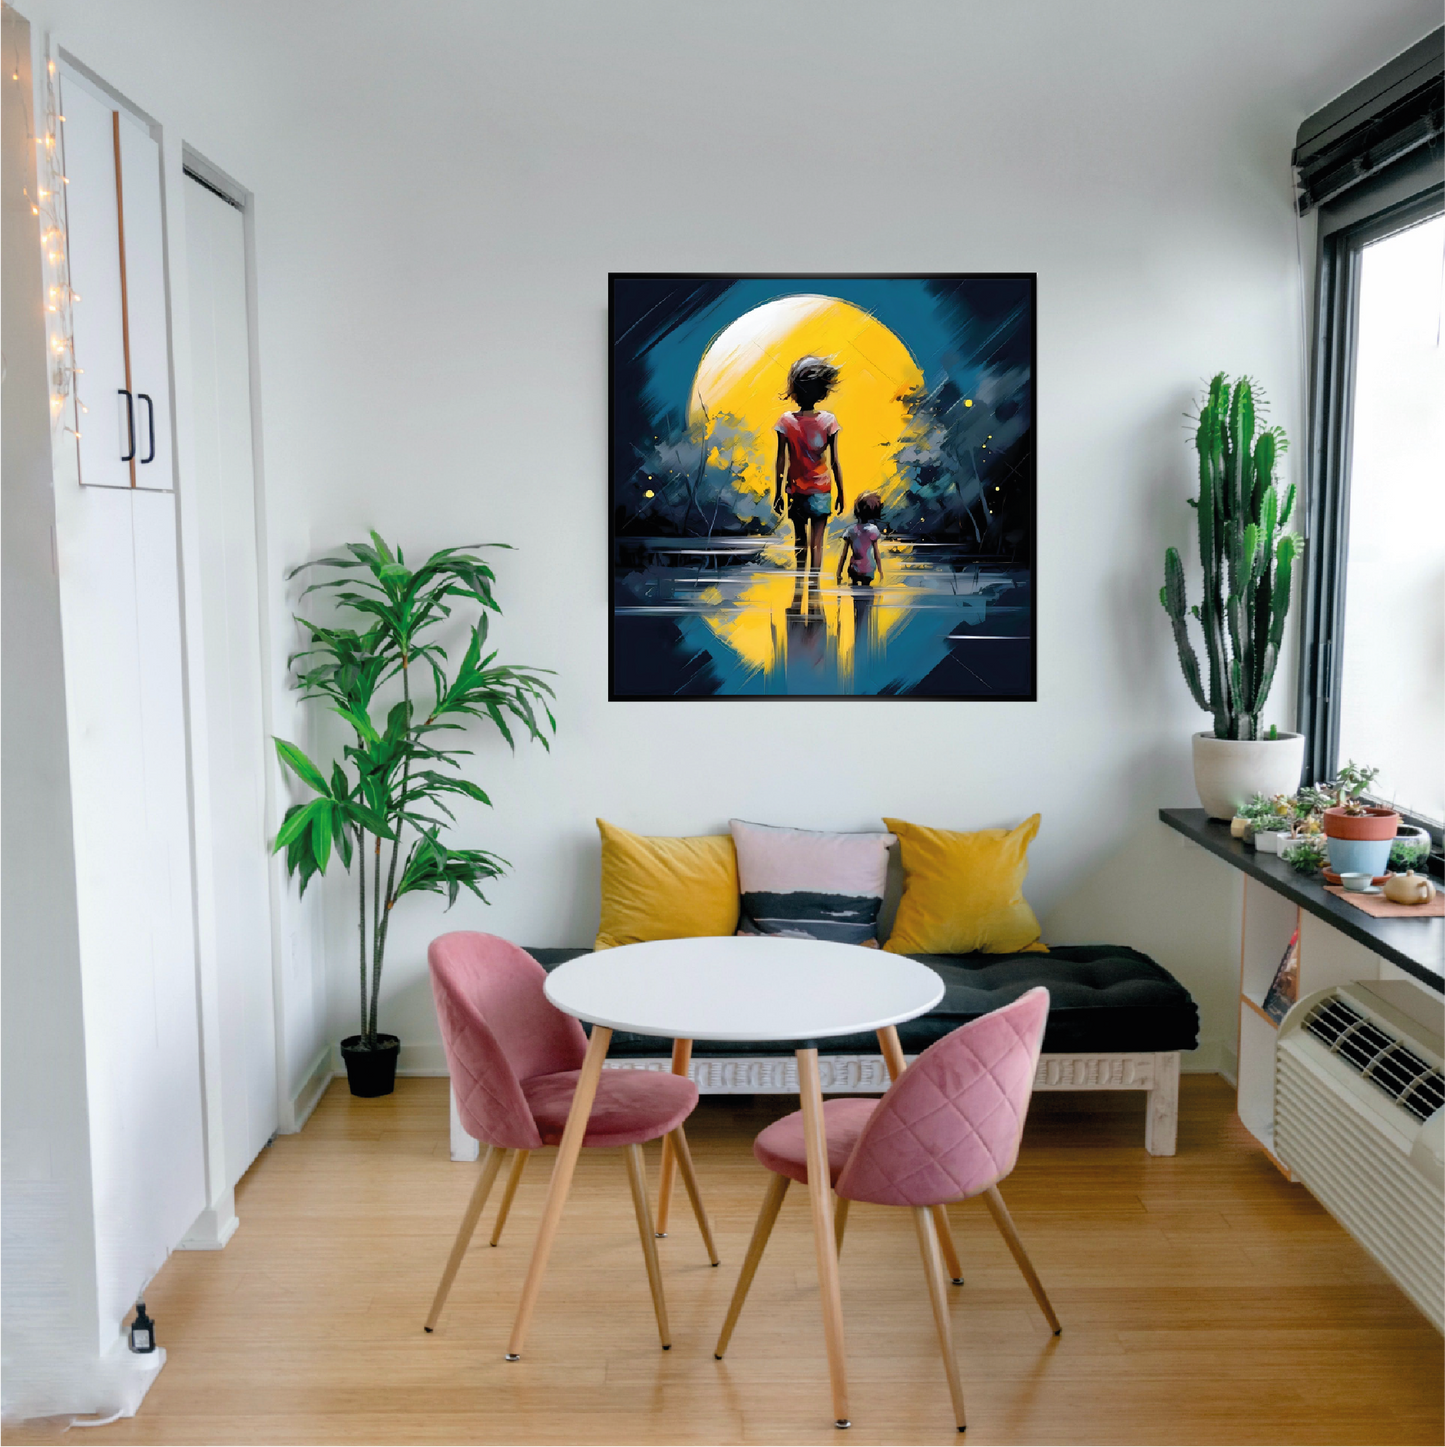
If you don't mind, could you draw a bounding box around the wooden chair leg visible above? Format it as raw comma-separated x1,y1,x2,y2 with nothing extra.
667,1125,719,1265
932,1203,964,1285
490,1148,529,1247
654,1038,693,1234
983,1184,1060,1334
913,1206,968,1432
424,1144,505,1332
507,1025,612,1360
834,1195,850,1255
878,1026,963,1285
714,1172,789,1359
623,1143,672,1349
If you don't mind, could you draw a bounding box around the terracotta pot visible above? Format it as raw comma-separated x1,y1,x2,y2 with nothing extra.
1322,806,1400,878
1322,806,1400,840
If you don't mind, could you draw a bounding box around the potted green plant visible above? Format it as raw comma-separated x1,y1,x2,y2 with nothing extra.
1281,833,1328,876
1236,792,1288,850
1320,761,1398,880
1389,830,1432,873
1160,374,1304,818
272,534,555,1097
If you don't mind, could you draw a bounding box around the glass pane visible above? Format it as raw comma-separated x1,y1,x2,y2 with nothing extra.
1337,215,1445,824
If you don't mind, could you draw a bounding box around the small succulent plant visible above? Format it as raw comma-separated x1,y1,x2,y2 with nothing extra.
1331,761,1380,815
1283,835,1328,875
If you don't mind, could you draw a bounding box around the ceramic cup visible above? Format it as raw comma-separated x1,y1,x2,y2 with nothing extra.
1338,872,1375,892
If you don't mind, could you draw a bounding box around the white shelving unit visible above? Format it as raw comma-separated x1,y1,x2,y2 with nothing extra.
1234,873,1410,1170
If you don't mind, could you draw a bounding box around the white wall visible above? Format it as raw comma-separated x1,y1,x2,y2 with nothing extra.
1,5,104,1417
14,1,1441,1103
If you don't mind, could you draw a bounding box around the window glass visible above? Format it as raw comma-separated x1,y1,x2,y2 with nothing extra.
1336,215,1445,822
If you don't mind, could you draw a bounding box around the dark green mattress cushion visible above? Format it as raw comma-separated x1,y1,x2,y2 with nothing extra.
526,944,1199,1057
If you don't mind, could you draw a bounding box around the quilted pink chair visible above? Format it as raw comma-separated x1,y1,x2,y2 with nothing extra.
424,932,716,1349
715,987,1058,1432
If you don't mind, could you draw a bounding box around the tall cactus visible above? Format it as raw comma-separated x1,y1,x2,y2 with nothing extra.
1160,373,1298,741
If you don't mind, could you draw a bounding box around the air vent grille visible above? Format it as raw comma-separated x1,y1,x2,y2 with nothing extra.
1302,996,1445,1124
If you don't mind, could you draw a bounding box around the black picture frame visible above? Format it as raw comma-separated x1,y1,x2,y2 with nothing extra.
608,272,1038,702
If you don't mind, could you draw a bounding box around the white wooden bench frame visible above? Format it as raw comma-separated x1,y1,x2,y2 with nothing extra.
450,1048,1180,1161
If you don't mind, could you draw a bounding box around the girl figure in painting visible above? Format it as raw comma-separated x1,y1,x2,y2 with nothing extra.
773,356,845,577
836,491,885,588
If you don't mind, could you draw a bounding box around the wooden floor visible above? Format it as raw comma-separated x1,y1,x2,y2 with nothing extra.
7,1076,1441,1446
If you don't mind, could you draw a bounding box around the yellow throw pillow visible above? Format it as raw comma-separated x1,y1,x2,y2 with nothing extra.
881,814,1048,956
594,819,740,950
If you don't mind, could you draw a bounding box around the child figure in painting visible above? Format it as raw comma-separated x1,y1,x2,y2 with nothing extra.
773,356,845,576
837,491,885,588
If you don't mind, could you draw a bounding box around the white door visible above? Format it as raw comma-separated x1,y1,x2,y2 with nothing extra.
184,172,278,1183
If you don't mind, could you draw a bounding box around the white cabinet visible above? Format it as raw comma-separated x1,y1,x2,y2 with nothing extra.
50,63,205,1339
1234,874,1419,1170
58,68,171,491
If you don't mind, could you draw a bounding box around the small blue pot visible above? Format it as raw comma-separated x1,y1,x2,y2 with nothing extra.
1325,836,1392,877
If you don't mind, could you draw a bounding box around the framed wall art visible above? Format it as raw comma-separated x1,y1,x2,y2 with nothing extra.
609,273,1036,700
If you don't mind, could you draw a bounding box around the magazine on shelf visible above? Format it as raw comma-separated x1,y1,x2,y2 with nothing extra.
1263,927,1300,1024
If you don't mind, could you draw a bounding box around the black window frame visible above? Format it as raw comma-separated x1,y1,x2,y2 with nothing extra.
1295,49,1444,861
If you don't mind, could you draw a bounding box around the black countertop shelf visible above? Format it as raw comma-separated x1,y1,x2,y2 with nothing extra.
1159,808,1443,994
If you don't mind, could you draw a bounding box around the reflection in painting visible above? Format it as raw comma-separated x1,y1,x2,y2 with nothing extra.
609,274,1035,700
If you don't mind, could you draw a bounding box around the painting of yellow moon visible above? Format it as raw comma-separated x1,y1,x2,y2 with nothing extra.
610,274,1035,700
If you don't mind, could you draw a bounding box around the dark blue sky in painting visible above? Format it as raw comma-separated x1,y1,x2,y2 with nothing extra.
611,275,1033,442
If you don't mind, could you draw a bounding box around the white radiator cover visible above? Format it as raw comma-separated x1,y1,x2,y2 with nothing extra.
1275,981,1444,1332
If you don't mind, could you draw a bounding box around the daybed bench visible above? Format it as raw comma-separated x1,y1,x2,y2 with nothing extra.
448,942,1199,1160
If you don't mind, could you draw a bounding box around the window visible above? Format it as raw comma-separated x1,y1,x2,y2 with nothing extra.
1295,28,1444,844
1335,216,1444,822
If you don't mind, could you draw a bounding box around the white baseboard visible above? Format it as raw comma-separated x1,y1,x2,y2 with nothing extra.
284,1045,336,1133
1182,1039,1229,1075
178,1189,239,1250
63,1338,165,1428
397,1041,448,1076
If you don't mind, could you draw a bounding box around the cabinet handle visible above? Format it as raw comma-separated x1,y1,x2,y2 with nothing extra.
119,389,135,462
138,394,155,464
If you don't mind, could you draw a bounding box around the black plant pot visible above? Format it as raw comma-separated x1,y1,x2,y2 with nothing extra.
340,1034,400,1098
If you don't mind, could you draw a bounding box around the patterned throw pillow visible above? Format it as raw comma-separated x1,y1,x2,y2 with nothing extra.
729,819,895,947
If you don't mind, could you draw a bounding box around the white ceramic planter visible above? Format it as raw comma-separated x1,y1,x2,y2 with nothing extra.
1191,731,1305,821
1253,829,1290,855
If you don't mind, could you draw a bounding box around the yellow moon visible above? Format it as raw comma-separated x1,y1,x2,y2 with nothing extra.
687,295,924,505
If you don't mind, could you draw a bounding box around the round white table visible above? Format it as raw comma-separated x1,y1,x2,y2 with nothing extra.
508,936,945,1428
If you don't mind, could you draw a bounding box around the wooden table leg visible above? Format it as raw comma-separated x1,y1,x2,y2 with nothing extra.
797,1047,850,1429
506,1025,612,1360
654,1037,692,1235
876,1025,965,1286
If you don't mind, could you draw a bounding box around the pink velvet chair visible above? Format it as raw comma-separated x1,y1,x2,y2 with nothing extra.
715,987,1058,1432
424,932,717,1350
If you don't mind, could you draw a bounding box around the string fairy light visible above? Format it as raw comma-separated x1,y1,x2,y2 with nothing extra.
9,37,81,438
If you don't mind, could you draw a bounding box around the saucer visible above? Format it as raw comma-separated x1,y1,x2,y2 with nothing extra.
1324,870,1387,887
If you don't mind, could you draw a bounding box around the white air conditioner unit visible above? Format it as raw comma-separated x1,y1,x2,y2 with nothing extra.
1275,980,1444,1333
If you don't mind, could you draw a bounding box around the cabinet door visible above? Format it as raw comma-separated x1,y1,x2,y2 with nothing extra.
115,110,172,491
57,69,172,492
58,73,131,490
